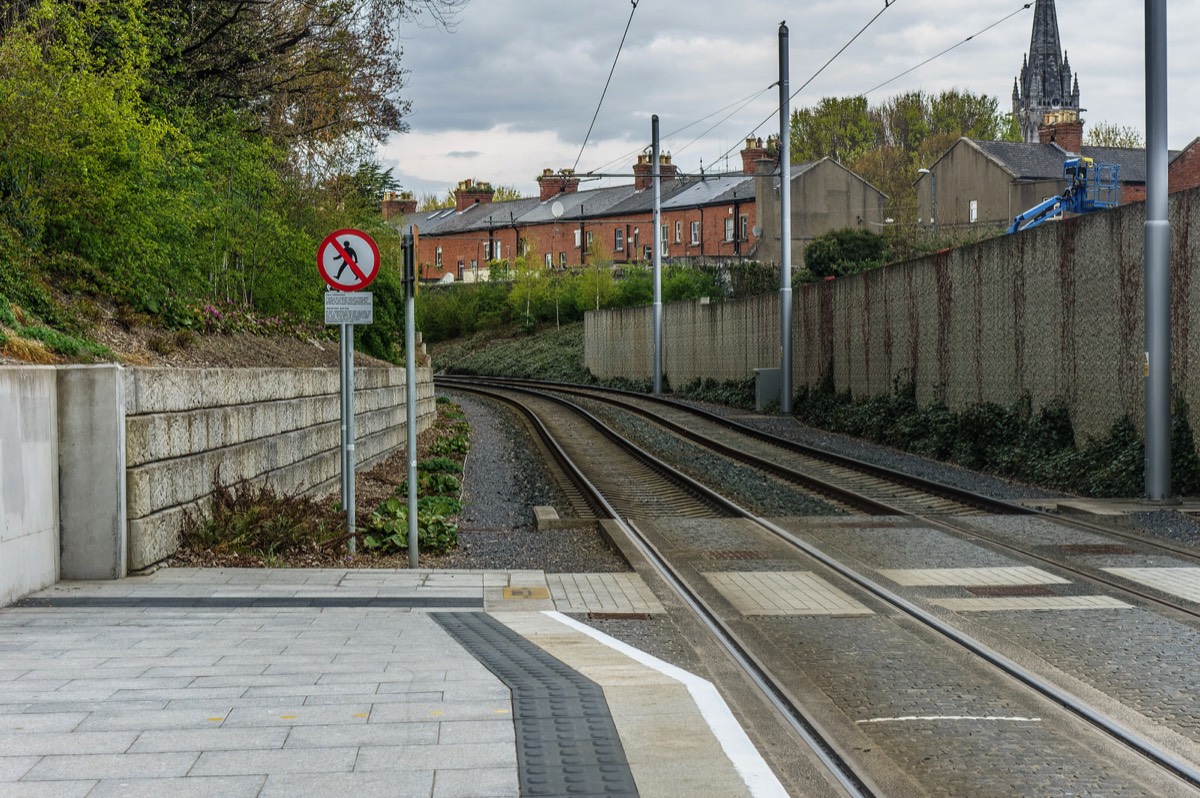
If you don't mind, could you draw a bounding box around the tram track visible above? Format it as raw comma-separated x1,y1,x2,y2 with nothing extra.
438,376,1200,796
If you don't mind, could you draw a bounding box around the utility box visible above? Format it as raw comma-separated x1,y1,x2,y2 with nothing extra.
754,367,781,412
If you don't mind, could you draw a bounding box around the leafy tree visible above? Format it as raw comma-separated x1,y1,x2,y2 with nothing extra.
1084,121,1144,148
577,239,616,311
791,96,874,164
508,242,546,325
418,190,456,211
142,0,469,169
493,185,526,201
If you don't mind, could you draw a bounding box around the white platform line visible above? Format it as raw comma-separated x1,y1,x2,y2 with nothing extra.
543,610,789,798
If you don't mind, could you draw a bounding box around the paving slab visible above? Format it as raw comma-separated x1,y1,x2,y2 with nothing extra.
0,569,784,798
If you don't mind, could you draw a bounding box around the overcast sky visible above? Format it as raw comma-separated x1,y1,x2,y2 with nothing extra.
377,0,1199,198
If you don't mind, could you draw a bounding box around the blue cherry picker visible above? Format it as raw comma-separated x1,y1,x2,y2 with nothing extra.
1008,156,1120,234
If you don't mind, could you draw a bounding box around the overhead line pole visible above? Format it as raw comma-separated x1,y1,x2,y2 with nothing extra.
779,21,793,414
1144,0,1171,500
652,115,664,395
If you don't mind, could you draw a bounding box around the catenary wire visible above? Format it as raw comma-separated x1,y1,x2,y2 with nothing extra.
863,3,1033,96
573,0,640,173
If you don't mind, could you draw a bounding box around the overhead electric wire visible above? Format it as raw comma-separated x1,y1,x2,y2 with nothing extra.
573,0,640,173
862,2,1033,95
711,0,1031,168
673,84,775,158
583,85,776,177
712,0,900,166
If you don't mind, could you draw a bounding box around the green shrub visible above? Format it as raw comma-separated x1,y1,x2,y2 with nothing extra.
17,325,114,361
362,494,459,555
791,371,1200,498
804,228,887,278
418,456,463,474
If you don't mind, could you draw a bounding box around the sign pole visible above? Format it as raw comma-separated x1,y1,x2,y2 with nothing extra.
341,322,357,553
403,227,419,568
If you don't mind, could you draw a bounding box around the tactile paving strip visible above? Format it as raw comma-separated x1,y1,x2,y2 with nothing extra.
432,611,639,797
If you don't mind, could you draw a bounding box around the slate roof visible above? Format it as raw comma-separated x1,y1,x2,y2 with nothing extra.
661,175,755,209
970,139,1179,183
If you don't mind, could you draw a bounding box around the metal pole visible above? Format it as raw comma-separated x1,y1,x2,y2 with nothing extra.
404,228,420,567
1144,0,1171,499
652,115,663,395
930,172,938,237
339,318,348,516
345,324,357,553
779,22,793,414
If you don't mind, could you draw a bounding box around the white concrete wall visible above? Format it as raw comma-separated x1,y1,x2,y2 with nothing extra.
0,368,59,606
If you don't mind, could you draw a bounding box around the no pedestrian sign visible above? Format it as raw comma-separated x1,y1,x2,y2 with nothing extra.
318,228,380,291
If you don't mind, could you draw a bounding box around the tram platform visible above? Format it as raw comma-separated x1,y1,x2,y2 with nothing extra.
0,568,789,798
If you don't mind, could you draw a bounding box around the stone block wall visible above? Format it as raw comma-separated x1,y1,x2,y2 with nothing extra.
584,184,1200,445
124,367,435,571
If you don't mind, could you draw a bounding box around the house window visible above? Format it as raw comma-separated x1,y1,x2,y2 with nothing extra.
690,221,700,245
740,215,749,240
969,200,978,224
471,259,477,270
614,228,624,251
435,247,443,269
661,224,668,246
675,220,682,243
574,229,581,248
560,252,567,268
586,231,593,248
643,245,652,261
724,218,734,242
544,253,552,267
633,227,639,251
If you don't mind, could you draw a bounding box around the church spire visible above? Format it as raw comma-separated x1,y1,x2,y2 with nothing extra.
1013,0,1082,143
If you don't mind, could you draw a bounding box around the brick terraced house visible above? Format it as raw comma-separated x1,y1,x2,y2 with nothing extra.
386,138,887,282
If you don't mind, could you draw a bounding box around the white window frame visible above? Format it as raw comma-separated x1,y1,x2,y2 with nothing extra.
675,220,682,243
969,199,978,224
574,229,581,248
724,217,734,242
586,231,593,248
614,228,624,251
740,215,749,240
544,253,552,267
690,221,700,245
435,247,443,268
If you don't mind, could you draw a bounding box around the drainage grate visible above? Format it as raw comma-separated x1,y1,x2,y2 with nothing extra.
432,612,639,797
966,585,1057,597
1055,544,1137,555
586,612,652,621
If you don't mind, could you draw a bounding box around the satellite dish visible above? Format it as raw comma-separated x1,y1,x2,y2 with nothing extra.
551,201,564,219
752,226,762,237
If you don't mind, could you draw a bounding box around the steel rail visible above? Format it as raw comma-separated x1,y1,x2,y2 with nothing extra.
441,378,1200,792
444,382,875,798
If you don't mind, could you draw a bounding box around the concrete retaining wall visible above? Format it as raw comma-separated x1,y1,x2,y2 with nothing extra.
124,367,436,571
584,184,1200,443
0,368,58,606
1,363,435,603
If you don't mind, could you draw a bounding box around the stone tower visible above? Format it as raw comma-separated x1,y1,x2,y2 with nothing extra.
1012,0,1081,143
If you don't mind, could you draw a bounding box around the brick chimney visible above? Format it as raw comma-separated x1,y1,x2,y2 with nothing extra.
1038,111,1083,155
454,179,495,212
537,169,581,202
740,137,770,175
381,191,417,221
633,153,678,190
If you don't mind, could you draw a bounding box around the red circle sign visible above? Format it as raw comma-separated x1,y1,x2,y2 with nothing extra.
317,229,381,291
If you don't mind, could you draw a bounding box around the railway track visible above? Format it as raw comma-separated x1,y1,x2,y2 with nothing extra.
437,376,1200,797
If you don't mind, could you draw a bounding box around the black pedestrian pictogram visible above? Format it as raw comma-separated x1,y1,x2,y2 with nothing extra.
333,240,358,280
